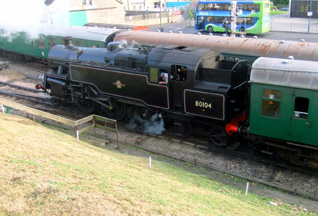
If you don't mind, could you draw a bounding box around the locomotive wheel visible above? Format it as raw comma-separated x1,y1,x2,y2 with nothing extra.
50,97,61,106
209,126,228,147
173,121,192,138
76,99,96,114
102,100,126,121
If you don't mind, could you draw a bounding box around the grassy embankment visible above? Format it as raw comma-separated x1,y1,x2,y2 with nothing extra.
270,11,289,16
0,113,316,215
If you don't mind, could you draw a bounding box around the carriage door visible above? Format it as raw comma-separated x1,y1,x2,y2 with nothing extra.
289,90,314,144
170,65,188,109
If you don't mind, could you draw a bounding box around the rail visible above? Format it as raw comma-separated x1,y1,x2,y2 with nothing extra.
0,97,118,145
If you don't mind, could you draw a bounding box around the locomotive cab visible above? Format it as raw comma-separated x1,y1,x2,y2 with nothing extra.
146,46,249,141
186,55,249,123
147,45,249,123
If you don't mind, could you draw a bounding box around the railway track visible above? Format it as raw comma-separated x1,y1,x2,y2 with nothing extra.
0,81,42,93
0,81,53,106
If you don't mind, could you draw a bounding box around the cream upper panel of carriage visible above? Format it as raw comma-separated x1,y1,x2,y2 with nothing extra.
250,57,318,90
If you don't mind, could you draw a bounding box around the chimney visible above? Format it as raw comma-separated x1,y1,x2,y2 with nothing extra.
63,37,73,46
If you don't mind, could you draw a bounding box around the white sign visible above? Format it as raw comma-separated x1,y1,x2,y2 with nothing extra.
308,11,313,17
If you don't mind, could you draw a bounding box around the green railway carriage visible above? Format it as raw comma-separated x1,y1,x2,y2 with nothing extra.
249,57,318,147
0,24,119,61
0,30,50,60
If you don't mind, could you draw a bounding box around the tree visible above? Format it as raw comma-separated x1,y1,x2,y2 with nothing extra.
271,0,289,6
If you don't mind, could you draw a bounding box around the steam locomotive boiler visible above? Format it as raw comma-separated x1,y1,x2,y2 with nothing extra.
39,41,249,143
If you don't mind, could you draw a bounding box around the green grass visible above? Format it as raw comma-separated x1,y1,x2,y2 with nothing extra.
0,113,316,215
271,11,289,16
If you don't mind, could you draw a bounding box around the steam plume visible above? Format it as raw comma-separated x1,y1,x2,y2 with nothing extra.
128,112,166,135
0,0,70,39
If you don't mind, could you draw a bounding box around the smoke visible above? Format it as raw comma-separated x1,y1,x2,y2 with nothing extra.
127,112,166,135
0,0,49,26
47,0,71,25
0,0,70,39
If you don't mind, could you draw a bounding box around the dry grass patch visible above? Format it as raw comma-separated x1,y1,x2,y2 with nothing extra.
0,113,316,215
0,68,25,82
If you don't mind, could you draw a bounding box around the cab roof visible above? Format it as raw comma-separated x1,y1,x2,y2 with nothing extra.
147,45,221,68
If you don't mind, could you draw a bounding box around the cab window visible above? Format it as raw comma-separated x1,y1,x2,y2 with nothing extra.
171,65,187,82
149,67,159,83
159,69,168,84
262,89,281,118
149,68,168,84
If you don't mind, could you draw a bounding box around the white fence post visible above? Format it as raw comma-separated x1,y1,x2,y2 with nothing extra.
149,156,152,169
245,182,250,196
76,130,79,141
1,104,4,113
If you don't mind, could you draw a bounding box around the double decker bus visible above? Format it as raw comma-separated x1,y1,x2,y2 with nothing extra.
195,0,270,34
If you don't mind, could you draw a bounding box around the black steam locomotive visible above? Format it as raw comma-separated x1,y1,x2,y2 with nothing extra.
38,40,249,145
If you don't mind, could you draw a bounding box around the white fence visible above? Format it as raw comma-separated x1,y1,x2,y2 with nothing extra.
271,21,318,33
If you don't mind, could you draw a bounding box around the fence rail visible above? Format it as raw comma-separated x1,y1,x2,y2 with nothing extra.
0,97,118,144
271,21,318,33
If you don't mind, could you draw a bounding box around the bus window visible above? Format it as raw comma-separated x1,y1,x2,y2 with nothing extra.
255,4,260,12
206,17,213,23
203,3,212,10
197,3,204,11
237,17,255,25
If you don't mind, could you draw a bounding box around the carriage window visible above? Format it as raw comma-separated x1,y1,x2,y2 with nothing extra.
263,89,281,99
262,89,281,118
37,39,45,49
74,41,81,46
294,97,309,119
48,37,56,48
171,65,187,82
149,67,159,83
